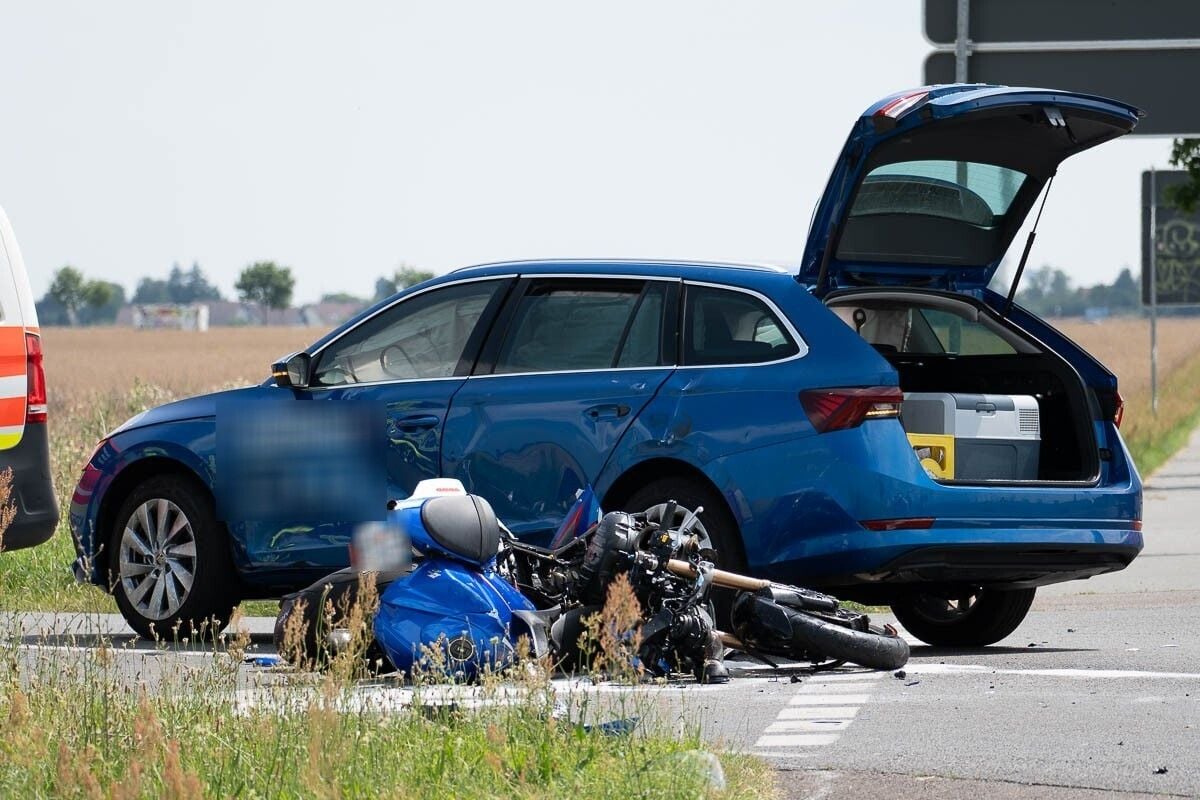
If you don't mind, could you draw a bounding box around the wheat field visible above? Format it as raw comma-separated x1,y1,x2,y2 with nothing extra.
5,316,1198,613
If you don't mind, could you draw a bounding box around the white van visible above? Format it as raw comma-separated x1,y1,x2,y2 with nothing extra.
0,206,56,551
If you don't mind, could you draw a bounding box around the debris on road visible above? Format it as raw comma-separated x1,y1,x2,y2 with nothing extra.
894,669,906,679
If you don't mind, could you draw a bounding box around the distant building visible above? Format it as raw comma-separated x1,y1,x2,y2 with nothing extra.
126,303,210,331
116,300,366,328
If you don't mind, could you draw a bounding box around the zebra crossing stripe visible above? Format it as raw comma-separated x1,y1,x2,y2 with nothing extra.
754,675,881,751
788,693,871,705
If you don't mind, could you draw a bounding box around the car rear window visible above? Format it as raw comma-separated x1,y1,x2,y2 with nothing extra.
683,285,799,366
837,159,1031,268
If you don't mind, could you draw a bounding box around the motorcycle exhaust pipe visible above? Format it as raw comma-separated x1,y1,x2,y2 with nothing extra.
665,558,770,592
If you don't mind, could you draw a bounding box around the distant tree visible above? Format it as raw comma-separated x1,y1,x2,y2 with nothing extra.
1110,268,1139,310
1167,139,1200,212
76,281,126,325
183,262,222,302
132,277,171,304
373,265,434,301
134,263,222,304
43,268,126,325
319,292,367,305
235,261,295,324
46,266,87,325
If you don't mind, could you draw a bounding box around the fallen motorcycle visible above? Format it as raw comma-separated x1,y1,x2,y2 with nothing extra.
273,480,909,679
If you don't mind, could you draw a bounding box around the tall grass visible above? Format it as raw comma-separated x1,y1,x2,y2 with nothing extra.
0,612,771,799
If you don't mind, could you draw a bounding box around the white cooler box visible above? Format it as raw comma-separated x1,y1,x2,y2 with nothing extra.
901,392,1041,481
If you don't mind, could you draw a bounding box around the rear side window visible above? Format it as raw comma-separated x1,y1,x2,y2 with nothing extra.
493,280,668,374
683,285,799,366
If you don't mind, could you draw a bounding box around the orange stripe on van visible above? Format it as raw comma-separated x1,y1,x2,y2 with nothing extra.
0,326,25,379
0,395,25,425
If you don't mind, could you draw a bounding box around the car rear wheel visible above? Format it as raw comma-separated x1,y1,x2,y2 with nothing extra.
890,587,1036,647
621,477,746,626
109,475,237,640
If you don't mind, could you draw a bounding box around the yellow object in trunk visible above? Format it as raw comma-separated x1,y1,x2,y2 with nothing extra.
907,433,955,479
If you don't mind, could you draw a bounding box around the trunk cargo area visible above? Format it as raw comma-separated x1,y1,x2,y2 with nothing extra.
827,291,1100,484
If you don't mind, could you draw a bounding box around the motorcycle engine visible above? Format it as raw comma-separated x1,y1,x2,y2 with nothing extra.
574,510,639,605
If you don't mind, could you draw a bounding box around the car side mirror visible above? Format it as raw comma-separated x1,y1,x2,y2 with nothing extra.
271,351,312,389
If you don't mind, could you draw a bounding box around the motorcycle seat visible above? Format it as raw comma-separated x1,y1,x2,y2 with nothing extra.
419,494,501,565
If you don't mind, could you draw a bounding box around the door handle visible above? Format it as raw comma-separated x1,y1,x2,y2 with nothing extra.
391,414,441,432
584,404,631,421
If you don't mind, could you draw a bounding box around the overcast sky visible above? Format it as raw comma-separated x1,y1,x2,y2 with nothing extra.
0,1,1176,305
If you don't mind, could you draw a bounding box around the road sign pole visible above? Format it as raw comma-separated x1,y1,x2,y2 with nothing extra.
1151,167,1159,414
954,0,970,80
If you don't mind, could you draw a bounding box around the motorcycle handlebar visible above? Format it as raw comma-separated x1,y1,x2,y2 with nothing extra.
665,559,770,592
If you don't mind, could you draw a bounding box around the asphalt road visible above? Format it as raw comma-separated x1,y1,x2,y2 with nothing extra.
8,430,1200,798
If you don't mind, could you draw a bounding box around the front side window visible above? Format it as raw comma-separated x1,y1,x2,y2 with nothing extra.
684,285,799,366
493,280,667,374
311,280,502,386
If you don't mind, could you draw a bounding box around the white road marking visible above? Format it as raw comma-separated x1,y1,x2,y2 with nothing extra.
788,693,872,705
754,674,883,753
765,719,853,733
777,706,860,720
795,682,880,693
903,664,1200,680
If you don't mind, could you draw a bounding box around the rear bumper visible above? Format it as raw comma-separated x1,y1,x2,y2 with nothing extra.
760,525,1143,597
0,424,58,552
846,541,1139,588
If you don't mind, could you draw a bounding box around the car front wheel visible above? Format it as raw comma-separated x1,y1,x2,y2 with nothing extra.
109,475,237,640
890,587,1036,647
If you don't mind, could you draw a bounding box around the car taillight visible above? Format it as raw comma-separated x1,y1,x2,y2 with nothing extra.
800,387,902,433
1113,390,1124,429
25,332,46,424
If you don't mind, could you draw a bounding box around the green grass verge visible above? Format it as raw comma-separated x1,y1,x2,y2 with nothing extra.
0,621,772,799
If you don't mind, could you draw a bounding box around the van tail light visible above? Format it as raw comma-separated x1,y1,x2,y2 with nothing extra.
800,387,902,433
25,332,47,424
1113,390,1125,429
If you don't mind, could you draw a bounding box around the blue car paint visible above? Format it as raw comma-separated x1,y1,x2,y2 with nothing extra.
71,86,1146,598
799,85,1141,291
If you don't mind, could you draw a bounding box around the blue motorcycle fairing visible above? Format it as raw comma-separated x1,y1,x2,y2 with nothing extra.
373,557,536,676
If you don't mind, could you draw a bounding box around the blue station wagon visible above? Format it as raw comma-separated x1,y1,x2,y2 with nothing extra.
70,84,1143,646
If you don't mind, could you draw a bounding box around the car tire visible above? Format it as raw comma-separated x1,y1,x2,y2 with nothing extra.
890,587,1036,647
620,477,747,626
109,475,238,640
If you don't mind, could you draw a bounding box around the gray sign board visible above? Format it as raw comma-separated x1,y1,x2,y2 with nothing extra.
925,0,1200,46
924,0,1200,136
925,50,1200,136
1142,170,1200,305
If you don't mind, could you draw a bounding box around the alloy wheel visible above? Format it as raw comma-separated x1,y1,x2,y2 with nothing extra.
117,498,198,621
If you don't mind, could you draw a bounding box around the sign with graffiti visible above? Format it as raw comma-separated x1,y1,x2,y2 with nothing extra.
1142,170,1200,305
